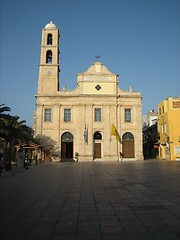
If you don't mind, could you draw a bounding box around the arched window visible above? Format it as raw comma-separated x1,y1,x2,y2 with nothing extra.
94,131,102,140
61,132,74,142
46,50,52,64
47,34,53,45
122,132,134,140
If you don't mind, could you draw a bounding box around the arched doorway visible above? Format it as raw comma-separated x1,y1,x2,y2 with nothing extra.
61,132,74,160
94,131,102,159
122,132,135,158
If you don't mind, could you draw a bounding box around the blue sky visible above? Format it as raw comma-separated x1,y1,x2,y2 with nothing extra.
0,0,180,127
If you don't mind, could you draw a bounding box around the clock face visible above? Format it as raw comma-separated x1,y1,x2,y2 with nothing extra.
46,69,51,75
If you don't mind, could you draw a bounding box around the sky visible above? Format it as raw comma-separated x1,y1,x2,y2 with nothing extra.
0,0,180,127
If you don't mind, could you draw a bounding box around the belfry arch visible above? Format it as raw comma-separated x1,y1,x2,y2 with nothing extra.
46,50,52,64
47,34,53,45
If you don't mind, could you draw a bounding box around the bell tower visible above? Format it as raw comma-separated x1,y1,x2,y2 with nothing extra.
37,21,60,94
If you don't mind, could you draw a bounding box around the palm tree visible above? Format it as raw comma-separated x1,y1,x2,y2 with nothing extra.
0,115,34,170
2,117,33,143
0,104,11,168
0,104,11,123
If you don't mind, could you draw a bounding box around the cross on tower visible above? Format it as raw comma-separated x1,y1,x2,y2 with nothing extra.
95,54,100,61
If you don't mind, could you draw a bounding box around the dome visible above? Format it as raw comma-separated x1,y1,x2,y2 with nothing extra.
45,21,57,29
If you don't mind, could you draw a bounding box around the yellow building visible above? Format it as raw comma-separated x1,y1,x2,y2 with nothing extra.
34,21,143,161
158,96,180,160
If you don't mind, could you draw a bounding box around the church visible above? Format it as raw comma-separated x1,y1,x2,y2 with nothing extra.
34,21,143,161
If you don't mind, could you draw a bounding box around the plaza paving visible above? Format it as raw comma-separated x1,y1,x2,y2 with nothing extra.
0,159,180,240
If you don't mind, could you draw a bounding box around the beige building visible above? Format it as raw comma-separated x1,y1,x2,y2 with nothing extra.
34,21,143,161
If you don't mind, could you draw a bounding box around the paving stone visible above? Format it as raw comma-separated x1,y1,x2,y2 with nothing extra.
0,160,180,240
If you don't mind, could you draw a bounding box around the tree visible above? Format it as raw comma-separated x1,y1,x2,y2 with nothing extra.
1,116,33,145
0,104,11,130
0,115,34,170
0,104,11,119
0,104,11,168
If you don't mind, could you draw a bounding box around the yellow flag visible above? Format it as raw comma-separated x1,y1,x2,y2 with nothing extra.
111,124,120,142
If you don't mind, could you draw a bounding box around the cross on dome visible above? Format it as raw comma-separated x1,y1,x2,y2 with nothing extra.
95,54,101,61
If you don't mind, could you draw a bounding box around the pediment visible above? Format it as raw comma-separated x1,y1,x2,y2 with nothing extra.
80,62,116,75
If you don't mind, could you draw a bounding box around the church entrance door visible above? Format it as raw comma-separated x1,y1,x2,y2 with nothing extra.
61,142,73,158
122,132,135,158
94,143,101,158
61,132,74,161
93,131,102,159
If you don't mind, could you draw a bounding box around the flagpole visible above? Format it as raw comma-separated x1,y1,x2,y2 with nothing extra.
116,94,120,161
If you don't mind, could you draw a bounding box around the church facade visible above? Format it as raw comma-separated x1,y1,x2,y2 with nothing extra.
34,21,143,161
